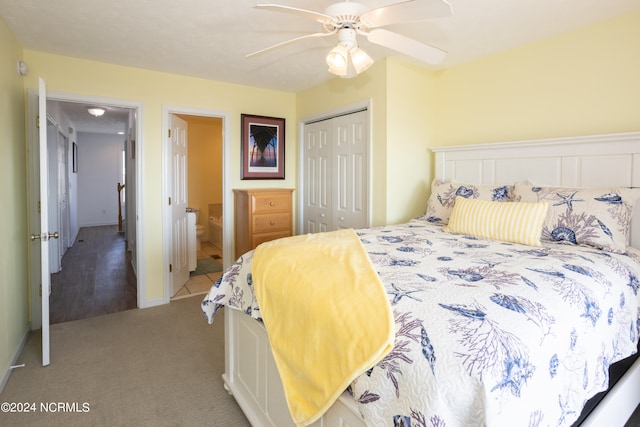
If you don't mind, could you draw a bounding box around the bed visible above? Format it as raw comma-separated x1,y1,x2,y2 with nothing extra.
202,131,640,427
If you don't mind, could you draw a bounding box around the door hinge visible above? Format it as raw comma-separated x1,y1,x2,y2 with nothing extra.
39,284,42,296
36,115,40,129
168,129,171,138
169,264,173,273
168,197,172,205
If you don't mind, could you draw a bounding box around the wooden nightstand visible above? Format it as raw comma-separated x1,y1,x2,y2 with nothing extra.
233,188,294,259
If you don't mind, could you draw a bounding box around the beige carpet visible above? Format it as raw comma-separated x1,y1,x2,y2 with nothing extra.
0,297,250,427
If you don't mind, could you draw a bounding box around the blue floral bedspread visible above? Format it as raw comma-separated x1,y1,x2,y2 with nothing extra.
202,219,640,426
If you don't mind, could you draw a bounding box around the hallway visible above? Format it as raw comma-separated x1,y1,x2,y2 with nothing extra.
50,225,137,324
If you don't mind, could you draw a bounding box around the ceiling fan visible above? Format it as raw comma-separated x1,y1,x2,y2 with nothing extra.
247,0,452,78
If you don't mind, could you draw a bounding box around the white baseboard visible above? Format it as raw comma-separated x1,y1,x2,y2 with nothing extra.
0,325,31,394
78,221,119,228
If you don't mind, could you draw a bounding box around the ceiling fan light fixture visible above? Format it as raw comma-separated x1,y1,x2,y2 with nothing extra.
350,47,373,74
250,2,452,80
326,44,349,76
87,107,106,117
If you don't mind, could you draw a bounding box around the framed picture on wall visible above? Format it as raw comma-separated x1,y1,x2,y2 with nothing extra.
241,114,285,179
73,142,78,173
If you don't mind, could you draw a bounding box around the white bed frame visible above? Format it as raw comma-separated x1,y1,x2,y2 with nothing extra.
223,131,640,427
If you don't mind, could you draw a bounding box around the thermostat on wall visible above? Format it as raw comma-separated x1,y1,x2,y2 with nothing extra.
17,60,28,76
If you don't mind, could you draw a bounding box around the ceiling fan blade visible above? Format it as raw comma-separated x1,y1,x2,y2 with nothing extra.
360,0,452,28
254,4,336,25
367,29,447,64
246,31,334,58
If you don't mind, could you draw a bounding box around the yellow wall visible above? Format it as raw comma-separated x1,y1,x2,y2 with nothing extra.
434,10,640,146
385,59,438,223
0,17,30,383
22,51,297,302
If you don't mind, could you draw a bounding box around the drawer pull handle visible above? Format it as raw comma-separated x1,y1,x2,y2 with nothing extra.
339,216,345,221
270,220,275,226
269,201,275,206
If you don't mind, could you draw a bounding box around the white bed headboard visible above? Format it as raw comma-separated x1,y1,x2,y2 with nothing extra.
431,132,640,249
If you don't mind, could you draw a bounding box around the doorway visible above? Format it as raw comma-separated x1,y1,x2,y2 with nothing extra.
28,93,142,327
172,114,224,299
162,106,231,303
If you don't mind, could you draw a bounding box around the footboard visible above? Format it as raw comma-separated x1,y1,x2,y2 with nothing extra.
223,307,366,427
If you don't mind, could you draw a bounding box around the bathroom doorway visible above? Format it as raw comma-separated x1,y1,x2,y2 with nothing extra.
162,106,230,302
173,114,224,298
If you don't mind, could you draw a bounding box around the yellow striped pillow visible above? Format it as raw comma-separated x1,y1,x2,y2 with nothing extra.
445,197,549,246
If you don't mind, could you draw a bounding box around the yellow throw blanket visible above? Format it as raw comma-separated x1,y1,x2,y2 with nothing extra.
252,229,395,426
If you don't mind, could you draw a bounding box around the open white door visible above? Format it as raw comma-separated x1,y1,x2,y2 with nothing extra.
35,77,55,366
170,114,189,296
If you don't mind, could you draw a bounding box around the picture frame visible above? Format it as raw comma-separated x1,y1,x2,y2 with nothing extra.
241,114,285,179
72,142,78,173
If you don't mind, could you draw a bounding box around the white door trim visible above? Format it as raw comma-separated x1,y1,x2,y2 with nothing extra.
298,100,373,233
161,105,231,304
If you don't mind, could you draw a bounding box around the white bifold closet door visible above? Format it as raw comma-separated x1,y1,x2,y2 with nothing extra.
302,110,368,233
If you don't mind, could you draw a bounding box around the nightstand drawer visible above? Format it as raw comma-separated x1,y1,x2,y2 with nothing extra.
251,193,291,214
252,213,291,233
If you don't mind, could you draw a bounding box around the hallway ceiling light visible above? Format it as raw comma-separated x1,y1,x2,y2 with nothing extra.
87,107,106,117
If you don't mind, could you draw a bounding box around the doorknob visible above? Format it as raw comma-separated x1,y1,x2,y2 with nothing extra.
29,231,59,241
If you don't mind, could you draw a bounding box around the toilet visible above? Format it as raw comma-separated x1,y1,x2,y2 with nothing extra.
193,209,205,251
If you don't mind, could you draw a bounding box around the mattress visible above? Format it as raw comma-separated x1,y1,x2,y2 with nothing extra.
202,219,640,426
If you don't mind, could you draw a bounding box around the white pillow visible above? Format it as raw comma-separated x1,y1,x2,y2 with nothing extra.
423,179,514,225
513,183,640,252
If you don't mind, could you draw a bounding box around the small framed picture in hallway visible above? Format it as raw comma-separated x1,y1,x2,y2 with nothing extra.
73,142,78,173
241,114,285,179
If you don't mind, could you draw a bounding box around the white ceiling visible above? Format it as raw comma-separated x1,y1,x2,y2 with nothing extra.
2,0,639,132
51,101,131,135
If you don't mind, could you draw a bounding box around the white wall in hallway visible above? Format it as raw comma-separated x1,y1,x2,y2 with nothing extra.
77,132,123,227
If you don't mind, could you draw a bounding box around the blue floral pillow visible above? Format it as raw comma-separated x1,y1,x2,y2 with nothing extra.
513,183,640,252
423,179,514,225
